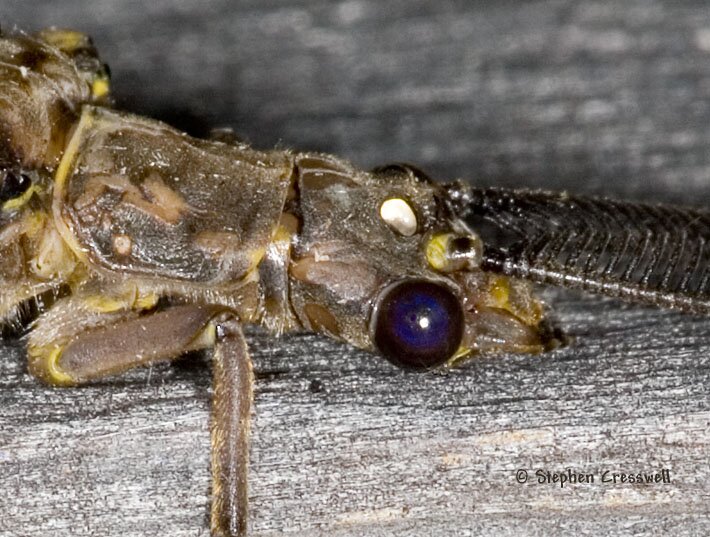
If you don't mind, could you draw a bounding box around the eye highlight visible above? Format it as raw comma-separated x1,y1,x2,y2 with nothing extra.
371,279,464,369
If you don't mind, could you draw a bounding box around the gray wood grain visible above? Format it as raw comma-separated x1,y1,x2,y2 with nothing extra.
1,1,710,536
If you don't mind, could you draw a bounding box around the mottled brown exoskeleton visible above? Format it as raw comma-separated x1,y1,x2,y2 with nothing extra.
0,28,549,537
7,27,710,537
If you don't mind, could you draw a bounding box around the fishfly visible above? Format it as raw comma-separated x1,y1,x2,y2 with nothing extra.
1,28,708,537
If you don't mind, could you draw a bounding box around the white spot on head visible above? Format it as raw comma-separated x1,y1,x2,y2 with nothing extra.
19,66,28,78
379,198,417,236
418,317,430,330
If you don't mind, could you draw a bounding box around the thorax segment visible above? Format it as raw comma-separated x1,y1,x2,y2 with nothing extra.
53,106,294,285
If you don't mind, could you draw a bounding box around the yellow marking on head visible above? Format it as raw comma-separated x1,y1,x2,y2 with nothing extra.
91,76,110,99
53,108,95,264
484,275,544,327
2,185,42,212
44,347,75,386
446,346,473,368
426,233,452,271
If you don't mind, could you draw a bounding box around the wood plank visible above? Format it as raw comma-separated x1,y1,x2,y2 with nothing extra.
1,1,709,535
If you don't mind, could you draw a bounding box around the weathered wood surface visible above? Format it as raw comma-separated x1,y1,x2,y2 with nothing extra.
1,1,710,536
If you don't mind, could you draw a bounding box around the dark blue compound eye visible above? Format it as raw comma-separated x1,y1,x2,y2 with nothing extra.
371,279,464,369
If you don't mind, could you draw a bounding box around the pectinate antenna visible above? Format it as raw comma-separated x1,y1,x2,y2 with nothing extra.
444,183,710,314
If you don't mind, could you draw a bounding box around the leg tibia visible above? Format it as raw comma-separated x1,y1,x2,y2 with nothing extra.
210,315,253,537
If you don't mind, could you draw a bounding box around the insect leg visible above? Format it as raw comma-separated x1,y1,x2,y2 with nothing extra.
28,302,221,384
210,313,252,537
28,302,253,537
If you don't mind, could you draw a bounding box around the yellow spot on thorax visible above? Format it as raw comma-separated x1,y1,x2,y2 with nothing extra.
53,108,95,264
38,29,90,52
2,184,42,211
84,286,159,313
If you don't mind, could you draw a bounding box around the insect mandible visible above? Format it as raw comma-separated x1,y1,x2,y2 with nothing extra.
2,28,709,537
